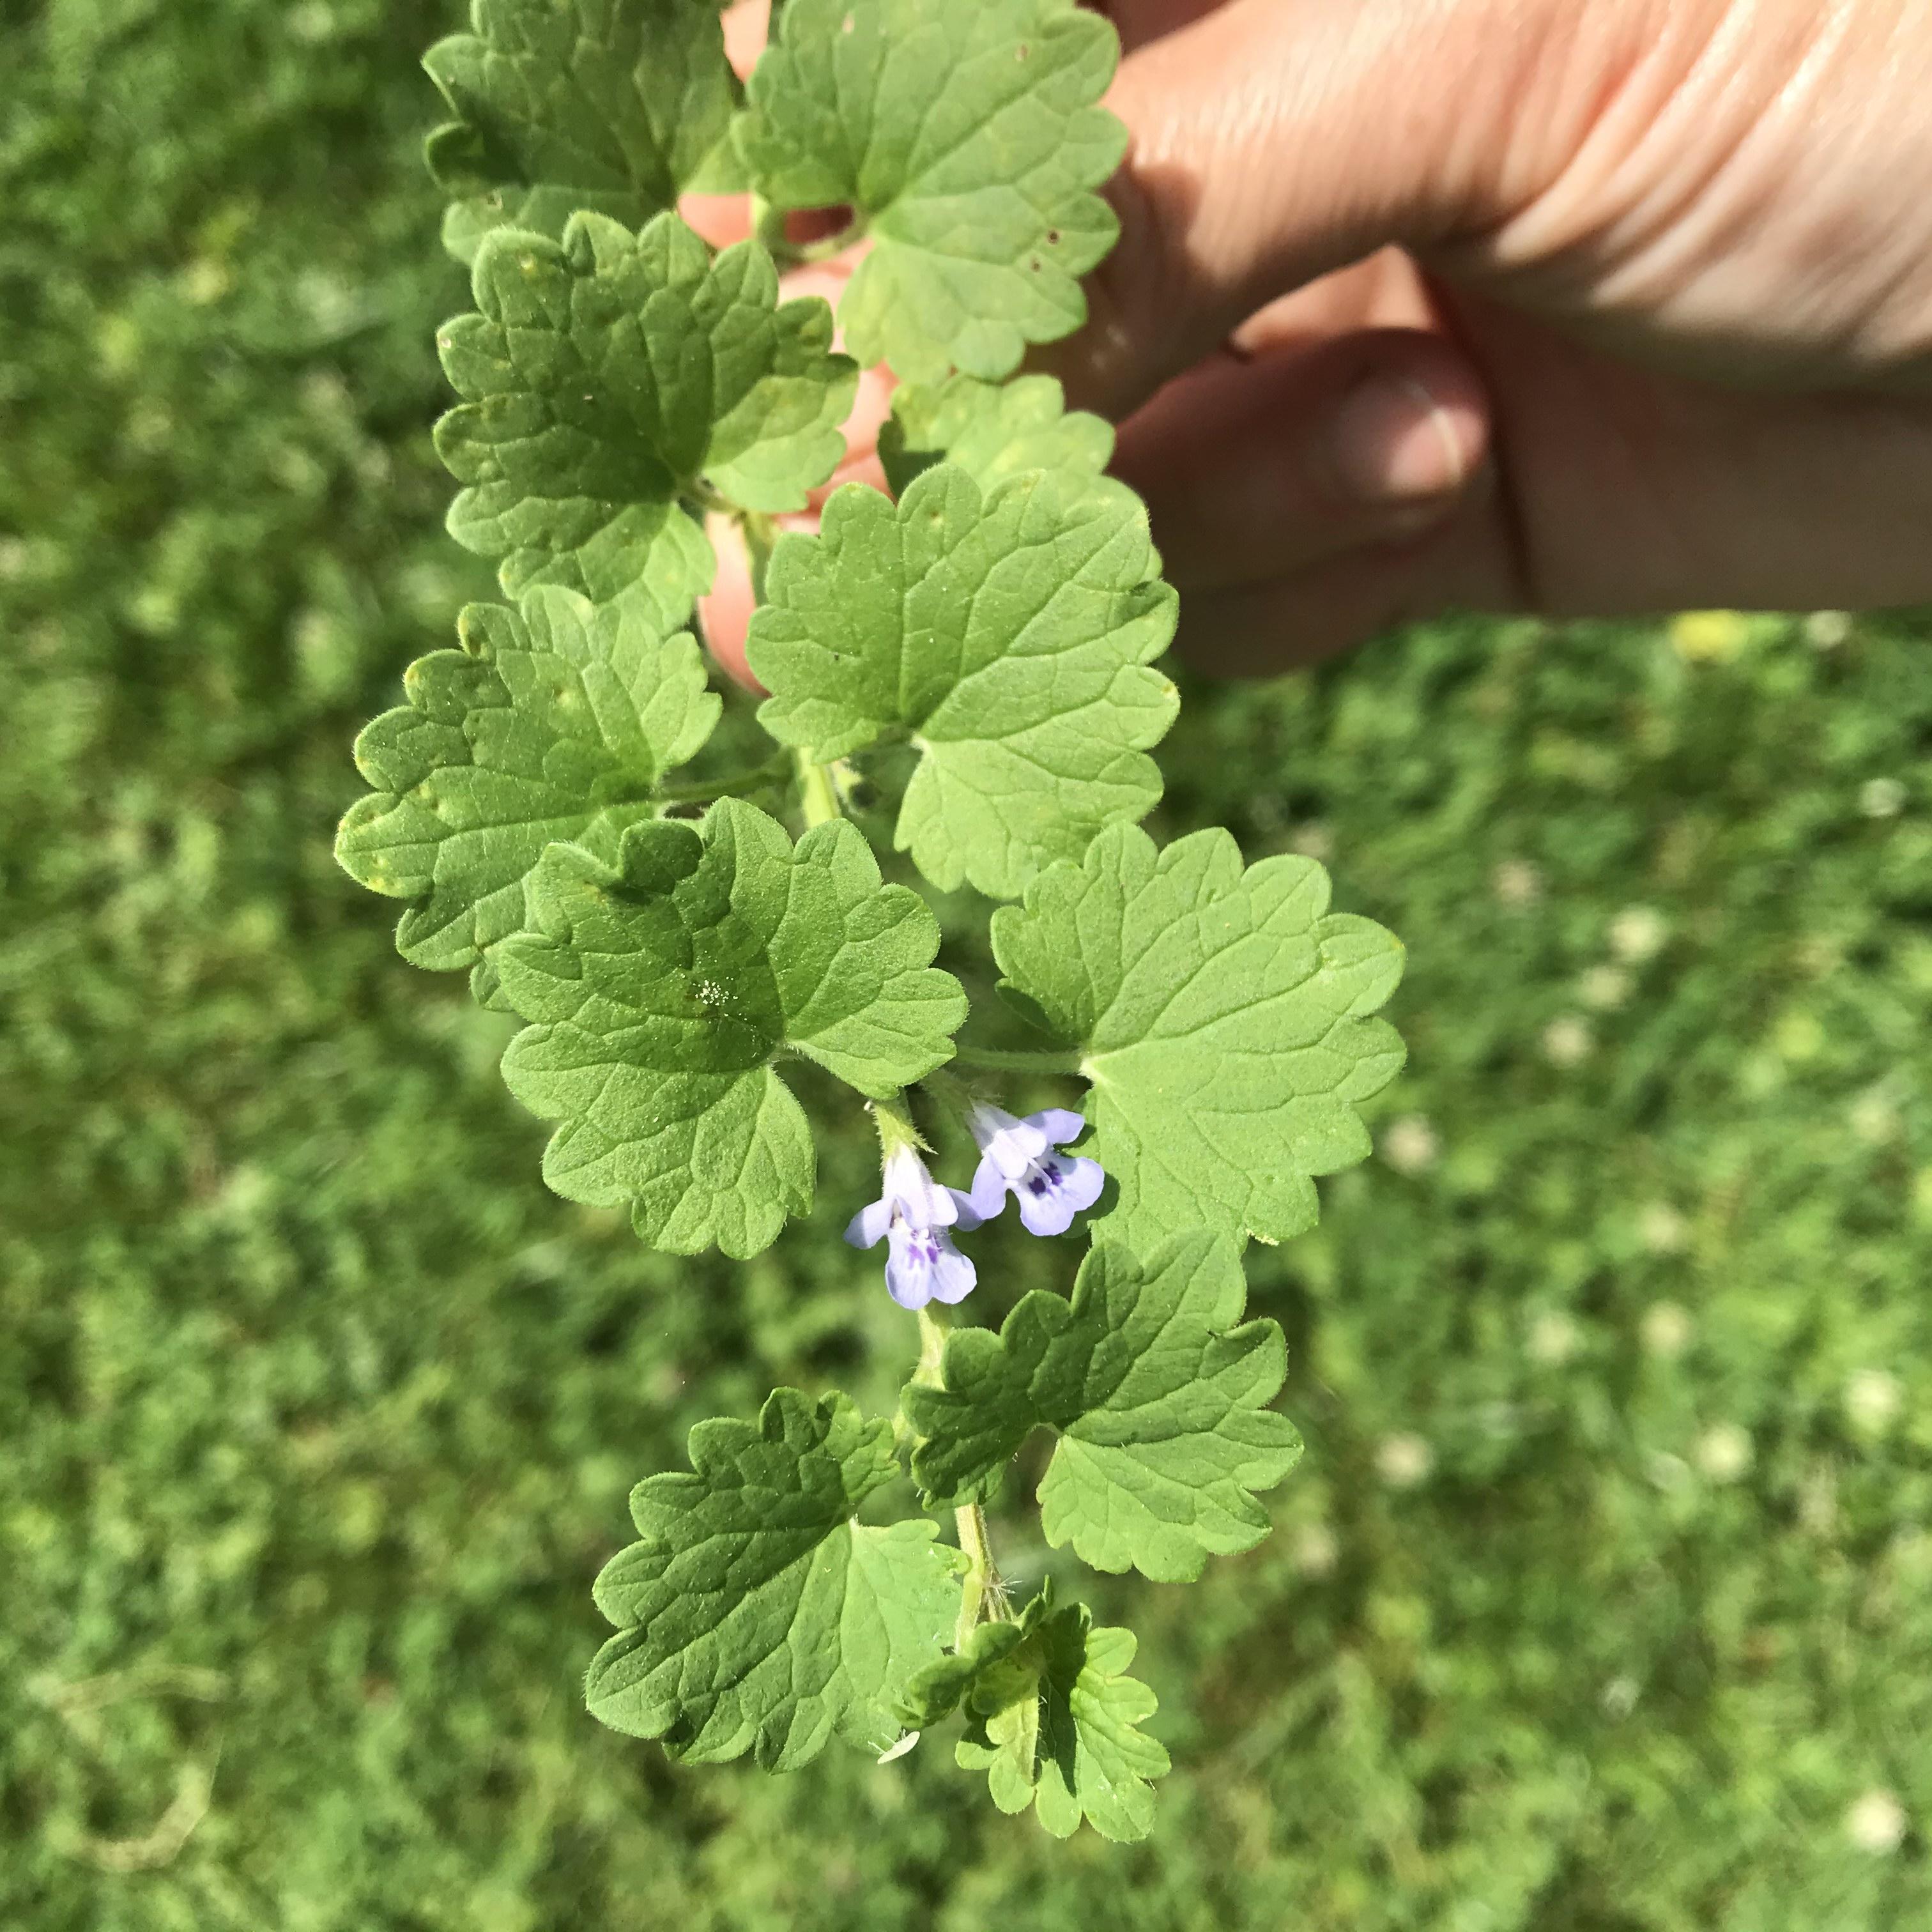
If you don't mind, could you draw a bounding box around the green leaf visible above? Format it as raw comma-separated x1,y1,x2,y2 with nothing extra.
893,1612,1032,1731
905,1234,1301,1580
588,1388,963,1767
435,211,857,625
949,1586,1169,1841
746,466,1177,900
740,0,1127,382
992,823,1407,1252
878,373,1114,505
334,587,719,994
424,0,743,265
495,797,966,1256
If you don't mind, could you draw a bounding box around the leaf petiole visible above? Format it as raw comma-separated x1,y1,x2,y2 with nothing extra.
795,749,844,827
654,753,794,807
741,510,779,604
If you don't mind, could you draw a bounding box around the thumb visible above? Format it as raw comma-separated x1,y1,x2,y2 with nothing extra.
1061,0,1632,418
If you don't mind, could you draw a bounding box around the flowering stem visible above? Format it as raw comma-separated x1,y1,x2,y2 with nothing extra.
951,1045,1085,1077
911,1305,1009,1646
795,749,843,827
953,1502,1005,1648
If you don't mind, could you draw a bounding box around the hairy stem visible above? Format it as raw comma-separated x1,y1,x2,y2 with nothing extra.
912,1305,1009,1648
951,1045,1085,1076
953,1501,1007,1649
795,749,843,827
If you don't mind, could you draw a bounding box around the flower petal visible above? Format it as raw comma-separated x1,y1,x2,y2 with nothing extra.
947,1185,987,1233
967,1155,1008,1223
884,1144,958,1227
1016,1183,1078,1238
926,1242,977,1305
845,1197,894,1249
1031,1108,1089,1149
1058,1154,1107,1216
884,1243,931,1309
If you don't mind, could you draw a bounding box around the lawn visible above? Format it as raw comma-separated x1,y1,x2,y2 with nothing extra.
4,4,1931,1927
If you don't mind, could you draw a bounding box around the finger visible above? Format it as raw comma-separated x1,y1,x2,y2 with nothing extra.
721,0,768,77
1172,497,1521,677
1059,0,1612,418
1452,296,1932,618
1114,328,1492,592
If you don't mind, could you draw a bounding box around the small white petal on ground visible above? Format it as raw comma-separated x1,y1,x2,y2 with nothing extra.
1694,1423,1753,1484
1379,1115,1440,1176
1845,1790,1908,1854
1542,1016,1593,1067
1376,1434,1434,1488
1846,1369,1903,1432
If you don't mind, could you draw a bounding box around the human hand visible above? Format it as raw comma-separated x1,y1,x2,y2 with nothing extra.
1075,0,1932,670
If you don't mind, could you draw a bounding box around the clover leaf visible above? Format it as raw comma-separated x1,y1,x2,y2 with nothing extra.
424,0,744,265
879,373,1115,505
746,466,1177,900
992,824,1407,1252
435,211,857,627
334,588,719,1001
588,1389,963,1767
740,0,1127,382
904,1234,1301,1581
937,1584,1168,1842
495,798,967,1257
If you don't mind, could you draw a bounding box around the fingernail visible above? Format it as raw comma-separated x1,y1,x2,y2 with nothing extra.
1326,373,1476,510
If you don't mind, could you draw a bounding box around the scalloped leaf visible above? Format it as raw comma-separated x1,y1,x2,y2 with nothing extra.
496,798,967,1257
334,587,719,997
879,373,1114,503
588,1389,963,1767
746,466,1177,899
740,0,1127,382
992,824,1407,1252
904,1234,1301,1581
435,210,857,626
947,1586,1169,1841
424,0,744,265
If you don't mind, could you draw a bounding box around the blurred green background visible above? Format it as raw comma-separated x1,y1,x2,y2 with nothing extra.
5,3,1932,1926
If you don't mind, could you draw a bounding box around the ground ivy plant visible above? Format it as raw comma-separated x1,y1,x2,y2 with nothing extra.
337,0,1406,1842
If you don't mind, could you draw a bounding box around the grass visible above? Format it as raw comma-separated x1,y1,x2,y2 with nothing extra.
3,4,1930,1926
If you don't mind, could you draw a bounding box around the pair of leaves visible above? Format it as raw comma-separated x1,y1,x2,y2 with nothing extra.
905,1234,1301,1583
425,0,744,264
335,586,718,1001
992,822,1408,1253
429,0,1131,391
588,1390,962,1767
741,0,1128,383
585,1392,1169,1840
896,1583,1169,1841
436,210,855,625
748,464,1178,900
496,797,965,1257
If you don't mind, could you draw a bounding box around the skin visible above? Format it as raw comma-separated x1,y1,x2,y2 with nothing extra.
695,0,1932,683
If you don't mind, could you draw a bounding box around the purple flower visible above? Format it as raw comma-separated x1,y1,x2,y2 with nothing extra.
966,1106,1105,1238
845,1144,983,1310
